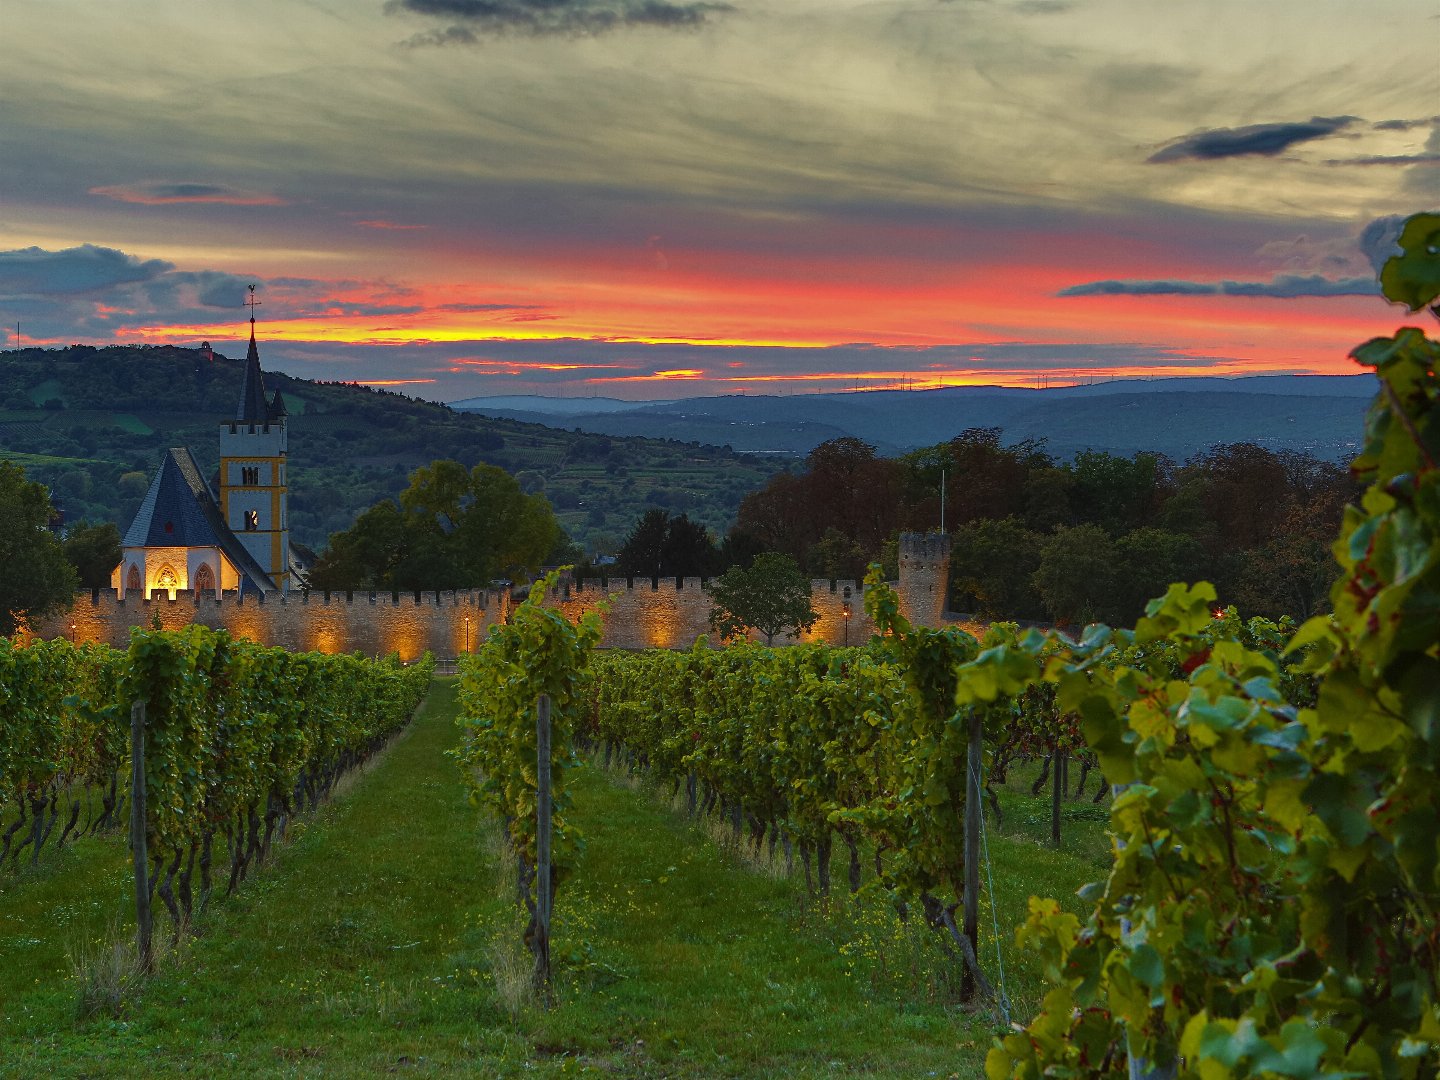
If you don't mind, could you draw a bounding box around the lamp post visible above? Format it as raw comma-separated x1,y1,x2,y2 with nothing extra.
842,602,851,647
70,621,76,644
464,615,471,655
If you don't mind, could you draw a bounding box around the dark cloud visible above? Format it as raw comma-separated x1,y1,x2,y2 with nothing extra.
181,271,255,309
388,0,732,39
1012,1,1074,13
1373,116,1440,132
1327,153,1440,166
1148,116,1358,163
89,181,287,206
1058,274,1377,298
0,244,173,297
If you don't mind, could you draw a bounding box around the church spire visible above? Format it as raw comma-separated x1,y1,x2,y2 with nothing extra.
237,285,270,423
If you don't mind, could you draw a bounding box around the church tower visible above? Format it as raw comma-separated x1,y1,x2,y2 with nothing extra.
218,287,291,592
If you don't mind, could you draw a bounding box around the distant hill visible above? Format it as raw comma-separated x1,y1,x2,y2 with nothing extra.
0,345,781,553
452,375,1377,460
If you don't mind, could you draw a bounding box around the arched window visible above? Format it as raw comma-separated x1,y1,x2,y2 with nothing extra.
156,565,178,598
194,563,215,595
127,565,142,594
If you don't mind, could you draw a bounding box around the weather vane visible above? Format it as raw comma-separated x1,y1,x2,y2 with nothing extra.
245,283,261,325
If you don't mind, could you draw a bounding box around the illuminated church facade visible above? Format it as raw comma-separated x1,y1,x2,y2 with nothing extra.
112,317,301,599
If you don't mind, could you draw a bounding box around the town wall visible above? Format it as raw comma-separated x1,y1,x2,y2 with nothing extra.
30,575,881,658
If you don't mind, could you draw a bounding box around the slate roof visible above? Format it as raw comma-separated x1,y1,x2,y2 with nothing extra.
123,447,277,593
236,324,271,423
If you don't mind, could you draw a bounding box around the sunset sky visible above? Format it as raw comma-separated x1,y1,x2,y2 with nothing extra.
1,0,1436,400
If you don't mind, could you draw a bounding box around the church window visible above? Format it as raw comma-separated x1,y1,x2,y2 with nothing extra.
194,563,215,594
242,466,259,485
156,565,178,595
127,565,141,593
245,510,260,531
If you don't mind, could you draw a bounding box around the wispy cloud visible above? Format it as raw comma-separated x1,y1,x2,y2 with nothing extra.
1326,153,1440,167
1058,274,1376,298
1148,116,1358,163
355,219,430,230
89,182,288,206
388,0,732,41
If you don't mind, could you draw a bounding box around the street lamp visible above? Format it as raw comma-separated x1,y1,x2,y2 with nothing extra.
464,615,471,655
842,601,851,647
70,621,76,644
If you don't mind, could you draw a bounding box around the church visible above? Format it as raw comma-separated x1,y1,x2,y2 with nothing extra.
112,307,305,599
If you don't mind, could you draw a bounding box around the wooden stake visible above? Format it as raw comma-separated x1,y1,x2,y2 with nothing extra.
534,693,552,994
1051,748,1065,848
130,700,153,974
962,711,982,1001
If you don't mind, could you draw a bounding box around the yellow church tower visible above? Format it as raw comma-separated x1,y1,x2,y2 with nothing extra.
218,286,291,593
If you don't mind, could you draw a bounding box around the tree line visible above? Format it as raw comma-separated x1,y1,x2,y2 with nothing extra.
721,430,1351,625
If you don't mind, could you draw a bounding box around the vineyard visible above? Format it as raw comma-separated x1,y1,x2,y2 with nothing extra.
451,218,1439,1078
1,218,1437,1076
1,631,432,933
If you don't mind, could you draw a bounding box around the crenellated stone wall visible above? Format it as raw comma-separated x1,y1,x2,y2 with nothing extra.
28,575,882,657
42,588,500,662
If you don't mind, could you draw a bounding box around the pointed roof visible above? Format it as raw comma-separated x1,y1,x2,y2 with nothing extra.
236,321,271,423
268,387,288,421
123,448,278,593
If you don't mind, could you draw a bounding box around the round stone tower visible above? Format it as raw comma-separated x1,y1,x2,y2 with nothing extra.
897,531,952,629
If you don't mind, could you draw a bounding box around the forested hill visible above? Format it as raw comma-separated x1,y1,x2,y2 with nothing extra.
0,345,780,552
453,374,1378,460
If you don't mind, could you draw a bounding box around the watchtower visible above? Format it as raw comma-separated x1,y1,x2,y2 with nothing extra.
897,531,951,628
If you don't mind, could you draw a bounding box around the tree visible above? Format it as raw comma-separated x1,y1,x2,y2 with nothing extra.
1110,525,1206,622
309,460,560,591
62,520,122,590
0,462,77,636
733,437,907,572
948,516,1045,620
1067,450,1170,535
616,509,721,578
1031,523,1118,626
707,552,818,646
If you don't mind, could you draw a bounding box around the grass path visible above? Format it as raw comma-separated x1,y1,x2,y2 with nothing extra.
0,679,1103,1077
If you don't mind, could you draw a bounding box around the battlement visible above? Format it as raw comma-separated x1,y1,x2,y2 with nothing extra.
31,573,893,655
898,531,952,569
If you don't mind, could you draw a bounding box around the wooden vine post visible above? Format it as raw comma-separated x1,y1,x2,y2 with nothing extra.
129,699,153,974
534,693,553,994
1051,748,1066,847
962,709,982,1001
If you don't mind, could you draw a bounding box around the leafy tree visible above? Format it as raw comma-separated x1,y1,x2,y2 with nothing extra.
806,526,867,581
1067,449,1170,535
707,552,818,646
616,509,720,578
1031,523,1118,626
948,516,1044,619
904,428,1051,530
310,460,559,591
733,437,906,571
62,520,122,590
1110,525,1207,623
0,462,77,635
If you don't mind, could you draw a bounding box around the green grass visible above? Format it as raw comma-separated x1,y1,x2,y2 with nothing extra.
0,681,1106,1077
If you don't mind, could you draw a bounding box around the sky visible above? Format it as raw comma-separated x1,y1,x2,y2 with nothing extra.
1,0,1436,401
